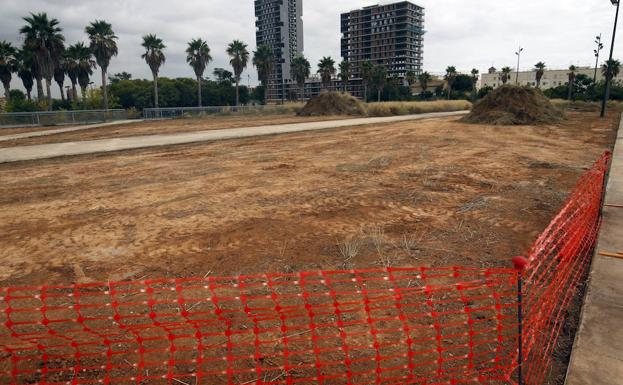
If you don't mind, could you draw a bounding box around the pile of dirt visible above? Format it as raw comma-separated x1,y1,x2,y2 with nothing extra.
462,85,563,125
298,91,367,116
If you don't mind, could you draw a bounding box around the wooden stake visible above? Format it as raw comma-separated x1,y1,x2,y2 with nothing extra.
599,251,623,260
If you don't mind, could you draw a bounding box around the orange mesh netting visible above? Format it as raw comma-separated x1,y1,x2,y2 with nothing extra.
0,152,611,385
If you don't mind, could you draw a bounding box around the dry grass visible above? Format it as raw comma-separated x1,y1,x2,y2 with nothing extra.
365,100,472,117
550,99,623,112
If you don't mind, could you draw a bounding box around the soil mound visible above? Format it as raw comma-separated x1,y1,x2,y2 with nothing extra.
298,92,367,116
462,86,563,125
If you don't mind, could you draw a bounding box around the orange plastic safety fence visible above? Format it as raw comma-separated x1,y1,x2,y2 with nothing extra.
0,152,611,385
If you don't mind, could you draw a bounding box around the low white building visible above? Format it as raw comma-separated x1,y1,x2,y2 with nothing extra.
480,66,623,90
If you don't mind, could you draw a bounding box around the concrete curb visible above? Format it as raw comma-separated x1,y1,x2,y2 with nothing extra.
0,111,467,163
0,120,144,142
565,115,623,384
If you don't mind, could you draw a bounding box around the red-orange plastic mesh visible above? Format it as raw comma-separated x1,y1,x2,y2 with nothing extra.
0,152,611,385
517,151,611,385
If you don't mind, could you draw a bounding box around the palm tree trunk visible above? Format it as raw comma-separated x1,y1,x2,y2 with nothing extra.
300,83,304,101
81,87,87,110
72,83,78,102
36,77,44,101
235,80,240,107
2,81,9,99
58,83,65,102
197,76,202,107
364,84,368,102
101,69,108,110
153,74,159,108
447,85,452,100
45,79,52,111
264,83,269,105
568,82,573,100
377,89,381,102
27,89,32,101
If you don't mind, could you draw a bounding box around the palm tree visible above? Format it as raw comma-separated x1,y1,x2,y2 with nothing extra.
361,60,374,102
470,68,479,101
291,55,310,101
405,70,416,87
501,67,512,84
567,65,577,101
444,66,457,100
318,57,336,91
65,44,81,101
72,42,96,107
534,62,546,88
339,60,352,92
85,20,118,110
15,49,35,101
141,34,166,108
20,12,65,109
227,40,250,107
253,44,273,104
186,38,212,107
0,41,17,99
602,59,621,103
54,51,67,101
372,65,387,102
418,71,431,99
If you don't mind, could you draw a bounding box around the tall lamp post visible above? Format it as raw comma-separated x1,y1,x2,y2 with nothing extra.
601,0,620,118
594,34,604,83
515,46,524,86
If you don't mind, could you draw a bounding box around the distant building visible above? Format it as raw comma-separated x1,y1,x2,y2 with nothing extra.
480,66,623,90
254,0,304,102
340,1,425,98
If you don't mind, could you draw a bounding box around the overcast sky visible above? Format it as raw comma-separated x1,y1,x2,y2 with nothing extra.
2,0,621,94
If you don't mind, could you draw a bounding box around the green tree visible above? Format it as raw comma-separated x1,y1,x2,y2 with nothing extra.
291,55,311,101
72,42,96,107
318,56,336,91
20,13,65,109
405,70,416,88
85,20,118,109
501,67,512,84
226,40,250,106
253,44,273,104
0,41,17,100
534,62,546,88
109,72,132,83
361,60,374,102
470,68,479,101
444,66,457,100
186,38,212,107
15,49,35,101
418,71,431,99
567,65,577,100
213,68,233,84
339,60,352,92
372,65,387,102
602,59,621,103
54,50,68,101
141,34,166,108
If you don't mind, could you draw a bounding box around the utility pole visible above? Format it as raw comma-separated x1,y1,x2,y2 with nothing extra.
594,34,604,83
515,46,524,86
601,0,620,118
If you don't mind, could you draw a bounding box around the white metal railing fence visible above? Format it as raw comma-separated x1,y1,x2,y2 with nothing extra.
143,105,300,120
0,109,128,128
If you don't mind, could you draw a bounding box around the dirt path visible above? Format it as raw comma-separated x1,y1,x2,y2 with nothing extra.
0,112,468,163
0,111,618,287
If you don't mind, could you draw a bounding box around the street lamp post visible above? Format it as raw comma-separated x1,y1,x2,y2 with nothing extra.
601,0,620,118
594,34,604,83
515,46,524,86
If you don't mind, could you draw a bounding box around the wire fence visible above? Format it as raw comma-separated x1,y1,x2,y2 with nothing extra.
143,105,302,120
0,110,128,129
0,152,611,385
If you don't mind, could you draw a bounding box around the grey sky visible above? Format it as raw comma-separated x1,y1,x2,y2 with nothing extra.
1,0,621,94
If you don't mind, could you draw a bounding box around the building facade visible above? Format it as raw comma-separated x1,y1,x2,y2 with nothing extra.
254,0,304,102
340,1,425,85
480,66,623,90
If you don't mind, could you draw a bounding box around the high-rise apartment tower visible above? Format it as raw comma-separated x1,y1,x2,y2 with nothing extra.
254,0,304,101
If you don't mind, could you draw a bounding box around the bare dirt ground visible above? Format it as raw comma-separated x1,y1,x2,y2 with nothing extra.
0,111,617,288
0,114,347,148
